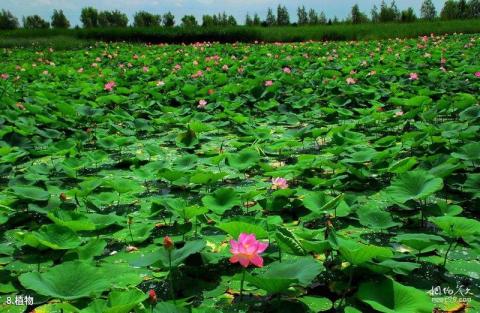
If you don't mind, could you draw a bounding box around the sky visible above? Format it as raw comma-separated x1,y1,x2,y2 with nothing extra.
1,0,446,26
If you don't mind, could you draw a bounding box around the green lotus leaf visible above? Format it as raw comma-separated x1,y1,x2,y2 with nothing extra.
23,224,82,250
202,188,240,214
19,261,111,300
429,216,480,238
246,257,323,294
190,171,227,185
445,259,480,279
387,157,417,174
102,288,148,313
303,192,344,217
47,209,96,231
227,148,260,171
451,142,480,162
176,128,199,148
298,296,333,312
463,173,480,198
112,223,154,243
75,238,107,260
130,240,205,268
11,186,50,201
357,278,433,313
357,208,400,229
394,233,444,252
105,178,144,194
275,226,306,255
173,154,198,169
385,170,443,203
338,238,393,265
217,221,268,239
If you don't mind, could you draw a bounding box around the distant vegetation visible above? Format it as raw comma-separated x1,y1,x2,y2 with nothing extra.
0,0,479,30
1,19,480,49
1,1,480,48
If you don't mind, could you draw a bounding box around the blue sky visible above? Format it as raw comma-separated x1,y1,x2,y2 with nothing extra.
1,1,445,26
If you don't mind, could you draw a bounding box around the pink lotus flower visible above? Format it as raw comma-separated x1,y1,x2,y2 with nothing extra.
346,77,356,85
475,72,480,78
197,99,207,109
174,64,182,71
104,81,116,92
143,66,149,73
409,73,419,80
237,67,244,74
421,35,429,43
271,177,288,190
156,80,165,87
283,67,291,74
77,68,84,73
264,80,273,87
91,63,98,68
229,233,268,268
222,64,229,71
191,70,203,78
1,73,8,80
148,289,157,304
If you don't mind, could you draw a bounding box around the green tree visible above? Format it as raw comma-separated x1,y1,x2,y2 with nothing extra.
468,0,480,17
98,10,128,27
308,8,318,24
400,7,417,22
133,11,161,27
253,13,261,25
265,8,276,26
181,15,198,27
371,4,380,22
458,0,468,17
80,7,98,28
421,0,437,19
23,15,49,29
245,13,253,26
379,0,399,22
318,11,327,24
0,9,19,29
277,5,290,25
297,6,308,25
227,15,237,26
441,0,460,19
351,4,369,23
163,12,175,27
51,10,70,28
202,15,214,27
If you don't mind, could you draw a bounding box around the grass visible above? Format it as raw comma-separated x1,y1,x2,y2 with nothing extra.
0,19,479,49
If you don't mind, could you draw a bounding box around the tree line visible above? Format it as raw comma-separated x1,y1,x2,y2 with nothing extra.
0,1,479,30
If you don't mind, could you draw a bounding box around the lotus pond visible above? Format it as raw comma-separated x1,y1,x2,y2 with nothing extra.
0,34,480,313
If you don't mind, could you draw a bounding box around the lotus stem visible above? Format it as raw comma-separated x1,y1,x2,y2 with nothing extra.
168,250,176,304
239,268,246,301
443,239,454,267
